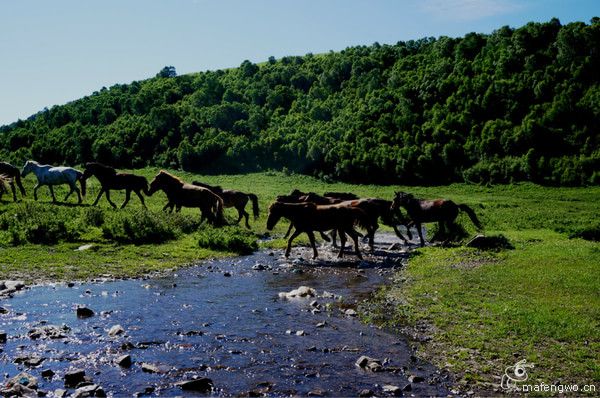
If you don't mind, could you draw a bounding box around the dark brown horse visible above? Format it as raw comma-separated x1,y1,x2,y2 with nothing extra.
391,191,482,247
148,171,225,225
276,192,340,241
0,162,26,201
83,162,149,209
323,192,359,200
266,201,368,259
339,198,413,250
192,181,259,229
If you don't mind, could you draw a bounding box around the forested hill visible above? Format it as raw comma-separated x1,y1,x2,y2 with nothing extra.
1,18,598,185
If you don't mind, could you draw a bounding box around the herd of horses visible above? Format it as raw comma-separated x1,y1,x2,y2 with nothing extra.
0,160,483,259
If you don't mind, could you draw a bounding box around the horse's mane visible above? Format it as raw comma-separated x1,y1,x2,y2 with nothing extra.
192,181,223,193
158,170,185,186
86,162,117,175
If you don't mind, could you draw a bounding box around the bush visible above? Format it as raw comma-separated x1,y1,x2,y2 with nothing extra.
0,202,83,245
102,209,178,244
567,224,600,242
197,225,258,254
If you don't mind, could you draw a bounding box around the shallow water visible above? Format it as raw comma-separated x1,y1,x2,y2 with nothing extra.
0,234,450,396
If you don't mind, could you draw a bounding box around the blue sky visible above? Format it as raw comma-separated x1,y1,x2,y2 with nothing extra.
0,0,597,126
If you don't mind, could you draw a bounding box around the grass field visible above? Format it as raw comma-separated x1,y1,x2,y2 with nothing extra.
0,169,598,394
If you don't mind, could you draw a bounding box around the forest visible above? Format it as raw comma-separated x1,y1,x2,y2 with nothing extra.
0,18,598,185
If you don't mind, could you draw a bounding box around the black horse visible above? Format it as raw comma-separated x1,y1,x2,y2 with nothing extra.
0,162,26,201
391,191,482,247
82,162,149,208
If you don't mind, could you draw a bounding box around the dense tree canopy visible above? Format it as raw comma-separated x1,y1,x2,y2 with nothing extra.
1,18,598,185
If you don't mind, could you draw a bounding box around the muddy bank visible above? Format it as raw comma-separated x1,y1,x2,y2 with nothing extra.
0,233,452,396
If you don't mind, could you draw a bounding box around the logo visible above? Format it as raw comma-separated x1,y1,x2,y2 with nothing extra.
501,359,534,391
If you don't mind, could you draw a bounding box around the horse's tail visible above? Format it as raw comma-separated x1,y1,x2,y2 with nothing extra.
14,173,26,196
459,204,482,230
247,193,259,219
78,172,87,197
214,195,227,226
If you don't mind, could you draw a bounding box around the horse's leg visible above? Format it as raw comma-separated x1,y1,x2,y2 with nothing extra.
284,223,293,239
242,208,251,229
121,190,132,209
368,223,378,251
234,206,243,224
285,230,301,258
348,228,363,260
135,190,147,208
162,202,172,212
307,231,318,259
393,225,409,243
337,229,347,258
329,230,338,248
417,223,425,247
92,188,105,206
33,183,40,201
49,185,57,202
10,182,17,202
104,190,117,209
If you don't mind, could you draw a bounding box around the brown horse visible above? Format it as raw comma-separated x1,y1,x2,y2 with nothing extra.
266,201,368,259
0,162,26,201
192,181,259,229
83,162,149,209
323,192,359,200
147,171,225,226
276,192,340,241
391,191,482,247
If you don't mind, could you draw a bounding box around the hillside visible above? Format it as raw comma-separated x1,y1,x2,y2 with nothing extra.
0,18,598,185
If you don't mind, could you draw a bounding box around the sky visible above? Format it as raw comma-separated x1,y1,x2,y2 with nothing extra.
0,0,598,126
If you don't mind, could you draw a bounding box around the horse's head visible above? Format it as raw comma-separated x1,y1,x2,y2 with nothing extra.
148,170,180,196
83,162,116,180
266,202,284,230
391,191,413,210
289,189,305,197
21,160,37,177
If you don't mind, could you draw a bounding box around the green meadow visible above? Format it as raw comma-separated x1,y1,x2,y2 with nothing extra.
0,169,598,393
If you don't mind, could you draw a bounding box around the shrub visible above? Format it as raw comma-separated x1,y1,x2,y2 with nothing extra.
567,224,600,242
197,225,258,254
102,209,178,244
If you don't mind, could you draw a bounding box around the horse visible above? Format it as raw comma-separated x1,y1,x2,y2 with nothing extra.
147,170,225,226
192,181,259,228
21,160,86,204
266,201,368,259
323,192,359,200
337,198,413,250
83,162,149,209
391,191,482,247
0,162,26,201
275,192,340,241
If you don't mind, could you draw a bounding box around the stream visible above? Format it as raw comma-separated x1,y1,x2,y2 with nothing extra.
0,233,451,397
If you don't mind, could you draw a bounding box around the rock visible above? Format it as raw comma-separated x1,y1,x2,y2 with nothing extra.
383,384,402,396
72,384,106,398
466,234,513,250
67,282,75,288
0,331,6,343
252,264,266,271
316,322,326,328
402,383,412,391
14,355,45,367
0,306,9,314
28,325,70,340
4,280,25,291
295,330,305,336
355,356,383,372
1,383,37,397
175,378,213,392
64,369,86,388
223,272,232,277
108,324,125,337
116,354,132,368
359,389,375,397
307,389,325,396
77,307,95,318
40,369,55,379
344,309,358,317
278,286,316,299
141,363,162,373
54,389,68,398
407,375,424,383
6,372,38,390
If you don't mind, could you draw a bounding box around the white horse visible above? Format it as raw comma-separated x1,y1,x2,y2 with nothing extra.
21,160,86,204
